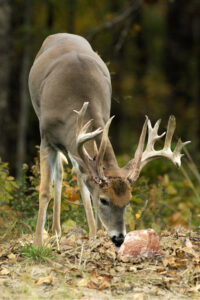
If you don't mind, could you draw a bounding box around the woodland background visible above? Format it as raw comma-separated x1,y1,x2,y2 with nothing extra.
0,0,200,232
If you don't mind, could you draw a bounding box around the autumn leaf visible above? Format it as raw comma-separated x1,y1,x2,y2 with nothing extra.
135,209,142,220
87,271,111,290
175,249,185,259
0,268,10,275
77,278,88,287
62,183,79,202
35,276,54,285
7,253,16,260
162,256,186,269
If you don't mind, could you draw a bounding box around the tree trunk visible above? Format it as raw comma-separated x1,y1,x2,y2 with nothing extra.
16,0,32,178
193,2,200,148
0,0,11,161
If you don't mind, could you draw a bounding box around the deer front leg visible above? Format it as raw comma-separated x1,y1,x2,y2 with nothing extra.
76,175,96,238
34,147,53,246
52,152,63,237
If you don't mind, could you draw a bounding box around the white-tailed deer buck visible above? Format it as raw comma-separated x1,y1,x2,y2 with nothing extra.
29,33,190,247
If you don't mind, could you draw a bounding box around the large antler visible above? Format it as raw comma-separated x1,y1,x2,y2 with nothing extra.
126,115,191,183
73,102,113,183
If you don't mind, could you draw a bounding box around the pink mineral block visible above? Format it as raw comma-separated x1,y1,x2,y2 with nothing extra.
118,229,161,257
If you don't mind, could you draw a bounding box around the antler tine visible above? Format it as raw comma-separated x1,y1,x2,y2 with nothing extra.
93,140,98,157
74,102,89,136
77,125,103,160
133,116,148,167
127,116,148,182
96,116,115,177
163,115,176,150
145,119,166,152
173,138,191,167
74,102,103,164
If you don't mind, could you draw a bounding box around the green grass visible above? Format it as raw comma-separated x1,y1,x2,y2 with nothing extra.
21,244,55,262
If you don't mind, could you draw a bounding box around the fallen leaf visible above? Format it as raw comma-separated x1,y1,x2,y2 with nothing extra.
129,266,137,272
194,265,200,274
182,246,198,258
0,247,7,258
162,256,186,269
77,278,88,287
168,270,177,277
87,271,111,290
189,284,200,292
163,277,176,289
51,268,64,274
7,253,16,260
115,266,126,273
162,256,175,267
156,268,167,274
104,241,112,249
106,249,116,260
135,209,142,220
0,268,10,275
35,276,54,285
185,238,193,249
176,249,185,259
133,293,146,300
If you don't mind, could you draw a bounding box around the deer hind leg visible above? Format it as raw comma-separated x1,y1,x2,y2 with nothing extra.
34,146,56,246
52,152,63,237
76,175,96,238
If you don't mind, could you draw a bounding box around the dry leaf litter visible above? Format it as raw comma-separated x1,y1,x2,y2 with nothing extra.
0,227,200,299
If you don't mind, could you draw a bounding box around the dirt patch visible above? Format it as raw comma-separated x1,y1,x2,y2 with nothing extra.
0,228,200,299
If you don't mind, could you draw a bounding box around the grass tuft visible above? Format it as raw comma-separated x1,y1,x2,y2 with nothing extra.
21,244,55,262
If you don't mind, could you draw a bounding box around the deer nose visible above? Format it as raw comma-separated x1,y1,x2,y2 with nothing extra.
111,233,125,247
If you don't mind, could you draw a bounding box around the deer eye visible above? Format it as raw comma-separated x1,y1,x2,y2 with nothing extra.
100,197,109,206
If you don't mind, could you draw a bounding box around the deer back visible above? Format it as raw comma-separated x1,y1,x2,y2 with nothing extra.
29,33,113,160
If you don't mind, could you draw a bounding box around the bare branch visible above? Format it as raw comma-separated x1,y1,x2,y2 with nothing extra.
87,0,143,41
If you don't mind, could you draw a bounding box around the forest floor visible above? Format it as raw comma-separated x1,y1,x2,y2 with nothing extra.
0,227,200,300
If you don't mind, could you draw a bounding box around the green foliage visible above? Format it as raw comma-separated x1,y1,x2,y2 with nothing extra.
1,149,200,240
0,153,87,234
60,166,88,232
10,160,40,232
125,159,200,232
21,244,55,262
0,158,18,203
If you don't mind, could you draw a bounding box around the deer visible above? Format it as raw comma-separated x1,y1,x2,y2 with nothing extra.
29,33,190,247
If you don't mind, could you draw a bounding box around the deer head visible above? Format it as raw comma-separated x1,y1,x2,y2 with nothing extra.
69,102,190,247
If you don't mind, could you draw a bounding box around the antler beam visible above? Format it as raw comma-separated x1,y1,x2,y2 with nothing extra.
141,116,190,168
